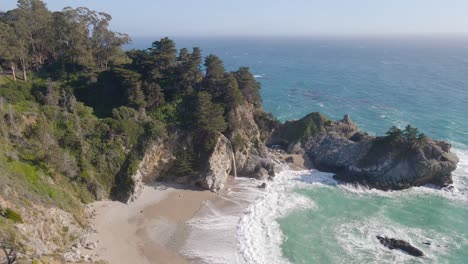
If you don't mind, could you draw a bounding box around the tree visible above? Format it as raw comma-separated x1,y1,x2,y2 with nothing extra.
201,55,227,100
143,82,165,111
221,73,243,109
385,126,403,140
0,22,18,81
403,125,419,142
204,54,225,80
90,12,130,70
114,68,145,109
234,67,262,107
195,91,227,133
148,37,177,75
16,0,52,70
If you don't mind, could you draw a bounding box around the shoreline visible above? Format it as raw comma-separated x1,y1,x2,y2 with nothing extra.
80,183,217,264
78,157,300,264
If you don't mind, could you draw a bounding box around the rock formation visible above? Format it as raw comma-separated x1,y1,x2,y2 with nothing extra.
376,236,424,257
200,133,233,191
124,102,276,201
269,113,459,190
226,102,276,180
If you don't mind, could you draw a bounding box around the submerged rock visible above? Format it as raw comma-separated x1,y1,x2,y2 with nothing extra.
270,113,459,190
257,182,267,189
376,236,424,257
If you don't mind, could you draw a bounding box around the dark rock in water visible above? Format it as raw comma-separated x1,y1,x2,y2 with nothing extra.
376,236,424,257
285,156,294,163
270,113,459,190
422,241,431,246
258,182,267,189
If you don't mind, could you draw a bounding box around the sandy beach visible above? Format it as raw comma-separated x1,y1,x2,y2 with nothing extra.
82,155,294,264
83,184,217,264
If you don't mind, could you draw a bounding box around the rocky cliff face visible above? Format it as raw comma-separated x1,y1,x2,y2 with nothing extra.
126,132,236,201
124,102,276,202
226,102,275,180
271,113,459,190
199,133,234,191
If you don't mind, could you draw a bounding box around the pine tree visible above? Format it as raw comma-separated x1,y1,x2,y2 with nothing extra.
195,91,227,133
234,67,262,107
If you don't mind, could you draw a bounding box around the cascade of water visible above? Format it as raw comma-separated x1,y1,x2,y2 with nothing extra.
228,139,237,178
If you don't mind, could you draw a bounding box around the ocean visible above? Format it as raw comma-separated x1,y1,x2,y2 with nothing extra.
131,36,468,263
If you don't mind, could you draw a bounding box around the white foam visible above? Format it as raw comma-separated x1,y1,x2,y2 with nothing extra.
237,169,318,264
337,217,466,264
181,167,330,264
181,146,468,264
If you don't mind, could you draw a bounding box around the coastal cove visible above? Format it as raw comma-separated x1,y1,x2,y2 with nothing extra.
1,2,468,262
126,36,468,264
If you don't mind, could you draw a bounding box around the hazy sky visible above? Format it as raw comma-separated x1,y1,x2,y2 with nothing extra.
1,0,468,38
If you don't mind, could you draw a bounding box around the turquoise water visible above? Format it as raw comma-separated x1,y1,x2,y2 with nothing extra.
132,36,468,263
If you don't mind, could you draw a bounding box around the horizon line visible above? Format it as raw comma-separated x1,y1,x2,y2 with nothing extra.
128,32,468,39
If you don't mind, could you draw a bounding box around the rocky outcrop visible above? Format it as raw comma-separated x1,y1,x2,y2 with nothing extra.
127,134,182,202
377,236,424,257
127,132,236,201
271,113,459,190
227,102,275,180
199,133,234,191
124,103,278,201
0,195,84,261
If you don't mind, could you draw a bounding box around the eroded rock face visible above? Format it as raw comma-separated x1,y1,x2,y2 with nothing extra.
227,102,275,179
128,135,181,202
127,132,236,200
124,103,278,201
200,133,233,191
272,114,459,190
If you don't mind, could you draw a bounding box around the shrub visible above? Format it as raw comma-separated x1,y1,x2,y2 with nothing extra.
277,112,329,143
0,208,23,223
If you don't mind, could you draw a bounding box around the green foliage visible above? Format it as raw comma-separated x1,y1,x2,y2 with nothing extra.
150,99,181,124
0,13,269,209
277,112,329,143
147,119,167,138
384,124,426,144
0,79,34,102
0,1,129,79
195,91,227,133
204,55,225,80
254,110,281,142
234,67,262,107
232,134,246,151
385,126,403,140
174,146,196,177
0,207,23,223
360,124,429,167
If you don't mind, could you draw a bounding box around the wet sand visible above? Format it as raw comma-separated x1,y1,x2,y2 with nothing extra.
84,184,216,264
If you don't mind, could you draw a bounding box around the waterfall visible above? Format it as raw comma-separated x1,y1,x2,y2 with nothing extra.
228,139,237,178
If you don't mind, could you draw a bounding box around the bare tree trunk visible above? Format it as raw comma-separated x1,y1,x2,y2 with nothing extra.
21,58,27,82
10,63,16,82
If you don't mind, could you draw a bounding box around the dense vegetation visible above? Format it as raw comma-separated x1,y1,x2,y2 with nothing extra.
0,0,265,226
271,112,331,145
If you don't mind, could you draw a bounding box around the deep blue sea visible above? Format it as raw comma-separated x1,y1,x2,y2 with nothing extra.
131,36,468,263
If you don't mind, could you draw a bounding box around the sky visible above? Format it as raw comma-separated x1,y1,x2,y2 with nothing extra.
1,0,468,38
